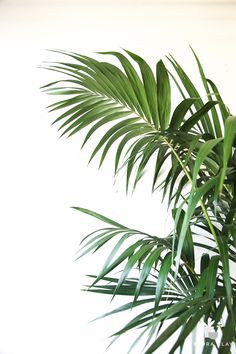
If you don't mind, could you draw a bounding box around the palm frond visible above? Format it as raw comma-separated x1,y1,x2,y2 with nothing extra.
42,48,236,354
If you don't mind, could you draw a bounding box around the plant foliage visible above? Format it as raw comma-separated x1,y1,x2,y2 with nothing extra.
42,48,236,353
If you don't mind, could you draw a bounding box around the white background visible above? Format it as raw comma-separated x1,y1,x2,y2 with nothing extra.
0,1,236,353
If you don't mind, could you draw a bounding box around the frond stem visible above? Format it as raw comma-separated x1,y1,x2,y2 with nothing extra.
161,136,219,249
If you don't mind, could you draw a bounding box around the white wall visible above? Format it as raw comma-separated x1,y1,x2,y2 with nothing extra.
0,1,236,354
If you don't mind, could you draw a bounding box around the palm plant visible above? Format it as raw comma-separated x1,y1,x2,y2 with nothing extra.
41,48,236,353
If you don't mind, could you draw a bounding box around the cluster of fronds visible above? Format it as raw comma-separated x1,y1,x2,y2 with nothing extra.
42,48,236,353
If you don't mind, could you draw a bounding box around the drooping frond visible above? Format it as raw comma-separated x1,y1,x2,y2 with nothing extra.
42,49,236,354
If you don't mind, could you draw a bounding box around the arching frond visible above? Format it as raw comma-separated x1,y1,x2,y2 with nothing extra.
42,49,236,354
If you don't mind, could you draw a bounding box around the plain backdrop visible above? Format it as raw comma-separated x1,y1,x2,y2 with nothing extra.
0,1,236,353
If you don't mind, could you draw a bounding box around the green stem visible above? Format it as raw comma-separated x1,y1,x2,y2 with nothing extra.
162,136,219,248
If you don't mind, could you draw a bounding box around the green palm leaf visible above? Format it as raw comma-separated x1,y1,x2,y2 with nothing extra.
42,48,236,354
